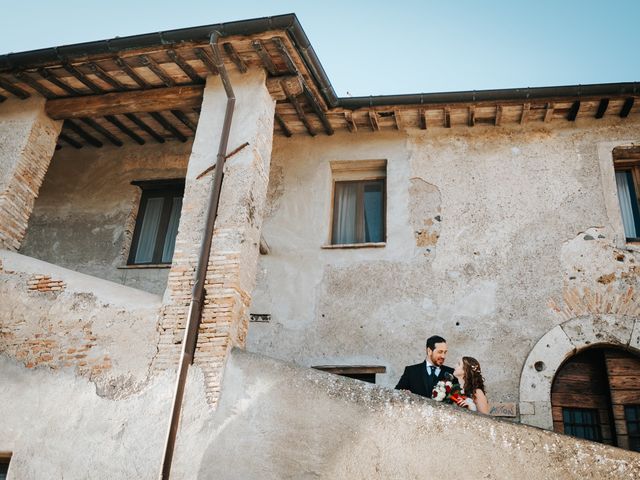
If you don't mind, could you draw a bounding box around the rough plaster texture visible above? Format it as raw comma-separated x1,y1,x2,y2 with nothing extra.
203,348,640,479
0,97,62,250
154,70,275,405
5,347,636,479
0,355,215,479
20,140,191,294
0,250,161,395
249,118,640,417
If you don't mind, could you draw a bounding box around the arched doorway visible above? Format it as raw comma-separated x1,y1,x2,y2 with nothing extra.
551,346,640,451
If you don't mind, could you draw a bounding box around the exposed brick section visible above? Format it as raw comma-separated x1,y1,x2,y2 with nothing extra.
548,285,640,320
0,100,61,250
1,280,112,376
27,274,66,292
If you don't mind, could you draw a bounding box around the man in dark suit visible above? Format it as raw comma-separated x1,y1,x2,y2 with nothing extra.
395,335,456,398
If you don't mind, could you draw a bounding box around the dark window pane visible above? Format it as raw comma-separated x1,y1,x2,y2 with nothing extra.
625,405,640,452
562,407,601,443
363,182,384,242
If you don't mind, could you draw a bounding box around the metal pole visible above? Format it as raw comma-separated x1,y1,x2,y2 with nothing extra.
159,31,235,480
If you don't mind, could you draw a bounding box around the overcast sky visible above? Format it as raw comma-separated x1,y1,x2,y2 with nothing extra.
1,1,638,97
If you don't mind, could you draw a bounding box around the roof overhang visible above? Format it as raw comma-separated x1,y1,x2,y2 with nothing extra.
0,13,637,148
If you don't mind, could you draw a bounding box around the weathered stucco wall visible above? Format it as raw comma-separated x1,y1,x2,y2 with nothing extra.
2,348,637,479
20,141,192,294
249,118,640,418
0,250,161,394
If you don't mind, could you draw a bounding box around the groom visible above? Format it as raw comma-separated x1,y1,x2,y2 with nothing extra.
395,335,456,398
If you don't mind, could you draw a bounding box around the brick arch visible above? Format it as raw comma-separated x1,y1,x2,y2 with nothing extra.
519,314,640,429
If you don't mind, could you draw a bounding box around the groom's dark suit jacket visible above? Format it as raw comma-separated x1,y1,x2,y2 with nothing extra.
395,361,456,398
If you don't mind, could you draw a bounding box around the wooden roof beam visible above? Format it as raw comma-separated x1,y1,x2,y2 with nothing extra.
274,111,292,137
63,64,103,94
13,71,56,99
345,111,357,133
170,110,197,132
139,55,175,87
520,103,530,124
114,57,151,88
369,111,379,131
79,117,123,147
251,40,278,76
544,103,555,122
595,99,609,119
104,115,145,145
620,98,635,118
87,62,126,91
567,101,580,121
222,43,247,73
271,37,297,74
468,106,476,127
64,119,103,147
0,75,30,99
45,85,204,120
194,48,219,76
393,110,402,129
59,133,82,149
124,113,165,143
37,68,80,95
419,109,427,130
166,49,204,84
281,80,316,136
149,112,188,142
495,105,503,126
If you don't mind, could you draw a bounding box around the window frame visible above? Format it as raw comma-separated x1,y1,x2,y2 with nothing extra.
613,147,640,243
330,178,386,245
127,179,185,266
327,159,387,248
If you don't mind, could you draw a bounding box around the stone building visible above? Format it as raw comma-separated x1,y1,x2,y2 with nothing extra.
1,13,639,479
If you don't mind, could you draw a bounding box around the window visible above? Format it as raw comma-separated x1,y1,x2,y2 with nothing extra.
0,453,10,480
613,146,640,242
625,405,640,452
128,179,184,265
562,407,602,442
330,160,386,246
312,365,386,384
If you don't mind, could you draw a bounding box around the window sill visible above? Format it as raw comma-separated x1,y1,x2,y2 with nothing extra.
118,264,172,269
321,242,386,249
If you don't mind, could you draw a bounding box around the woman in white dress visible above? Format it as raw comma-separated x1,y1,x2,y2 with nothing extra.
452,356,489,414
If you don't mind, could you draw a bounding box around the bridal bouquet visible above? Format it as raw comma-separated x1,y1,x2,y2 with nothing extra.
432,379,477,411
431,379,464,403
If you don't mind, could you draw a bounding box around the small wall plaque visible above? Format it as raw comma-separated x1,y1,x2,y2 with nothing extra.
489,402,517,417
250,313,271,323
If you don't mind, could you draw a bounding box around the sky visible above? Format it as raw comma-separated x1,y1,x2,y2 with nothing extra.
1,1,639,97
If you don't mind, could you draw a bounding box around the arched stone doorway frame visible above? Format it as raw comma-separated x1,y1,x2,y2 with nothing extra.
519,314,640,429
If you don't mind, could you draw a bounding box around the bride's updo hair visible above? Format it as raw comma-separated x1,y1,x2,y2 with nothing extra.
462,356,486,396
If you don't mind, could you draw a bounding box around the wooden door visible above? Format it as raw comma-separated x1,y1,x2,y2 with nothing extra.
551,346,640,451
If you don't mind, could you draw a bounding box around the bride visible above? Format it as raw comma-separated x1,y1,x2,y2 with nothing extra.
452,356,489,414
